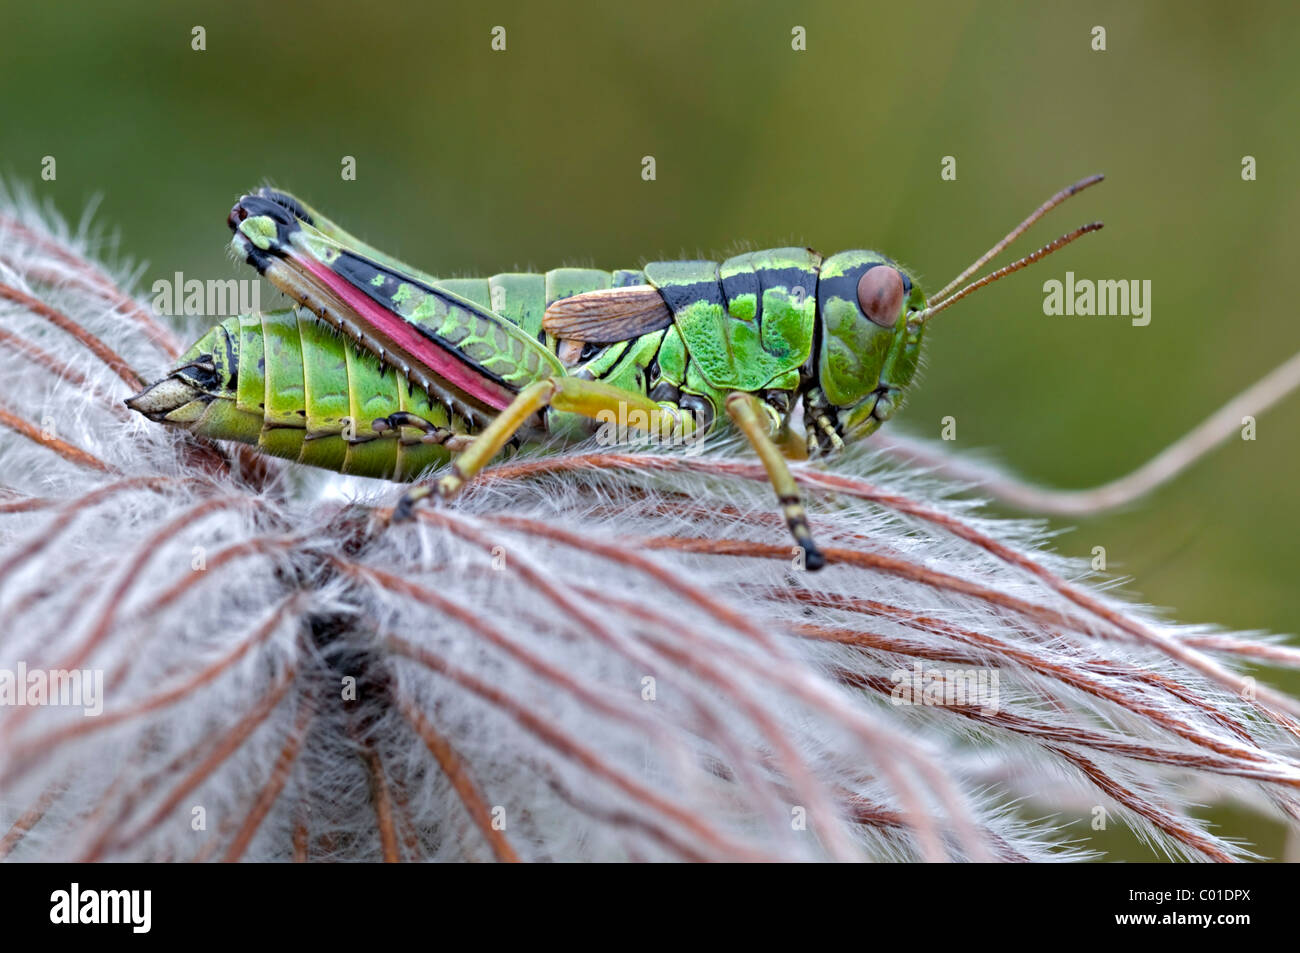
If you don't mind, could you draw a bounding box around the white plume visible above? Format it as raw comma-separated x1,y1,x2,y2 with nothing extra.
1,186,1298,862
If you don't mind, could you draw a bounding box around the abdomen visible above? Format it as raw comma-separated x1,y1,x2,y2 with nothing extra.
151,309,467,481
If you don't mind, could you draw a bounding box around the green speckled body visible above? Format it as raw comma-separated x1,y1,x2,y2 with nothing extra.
167,309,461,479
644,248,820,393
288,224,569,396
148,236,927,480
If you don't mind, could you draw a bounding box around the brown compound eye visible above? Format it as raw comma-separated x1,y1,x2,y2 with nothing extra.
857,265,905,328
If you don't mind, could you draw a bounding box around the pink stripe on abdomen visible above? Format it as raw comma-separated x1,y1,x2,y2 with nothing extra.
302,258,518,411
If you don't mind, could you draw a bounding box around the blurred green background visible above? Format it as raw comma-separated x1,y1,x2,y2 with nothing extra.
3,0,1297,859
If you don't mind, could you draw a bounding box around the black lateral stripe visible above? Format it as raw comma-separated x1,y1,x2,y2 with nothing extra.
754,264,819,336
721,268,760,310
756,266,819,294
819,261,911,306
817,271,861,304
724,265,762,331
330,250,513,391
656,278,723,314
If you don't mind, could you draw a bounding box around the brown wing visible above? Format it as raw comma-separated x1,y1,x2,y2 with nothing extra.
542,285,672,343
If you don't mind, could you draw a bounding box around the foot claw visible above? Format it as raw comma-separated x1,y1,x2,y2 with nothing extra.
802,540,826,572
391,485,434,522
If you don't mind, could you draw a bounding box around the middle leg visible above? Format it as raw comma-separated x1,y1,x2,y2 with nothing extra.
725,392,826,571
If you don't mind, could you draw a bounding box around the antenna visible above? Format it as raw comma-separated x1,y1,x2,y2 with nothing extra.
915,222,1103,322
921,174,1105,317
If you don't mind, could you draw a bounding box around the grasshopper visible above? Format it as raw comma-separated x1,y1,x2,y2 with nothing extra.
127,177,1104,569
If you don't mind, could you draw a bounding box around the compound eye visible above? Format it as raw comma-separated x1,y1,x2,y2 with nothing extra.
857,266,905,328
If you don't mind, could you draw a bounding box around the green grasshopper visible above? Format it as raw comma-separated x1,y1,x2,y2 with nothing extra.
127,176,1104,569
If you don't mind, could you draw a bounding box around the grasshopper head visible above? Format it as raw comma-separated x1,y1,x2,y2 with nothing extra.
808,251,926,453
805,175,1108,455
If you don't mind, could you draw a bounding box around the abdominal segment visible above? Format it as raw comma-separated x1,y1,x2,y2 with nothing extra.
136,307,469,481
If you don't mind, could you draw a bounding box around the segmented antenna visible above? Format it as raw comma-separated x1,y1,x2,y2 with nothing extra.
919,174,1105,321
916,222,1103,322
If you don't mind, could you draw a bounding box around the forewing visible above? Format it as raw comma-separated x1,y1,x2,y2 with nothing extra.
230,194,563,414
542,285,672,343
